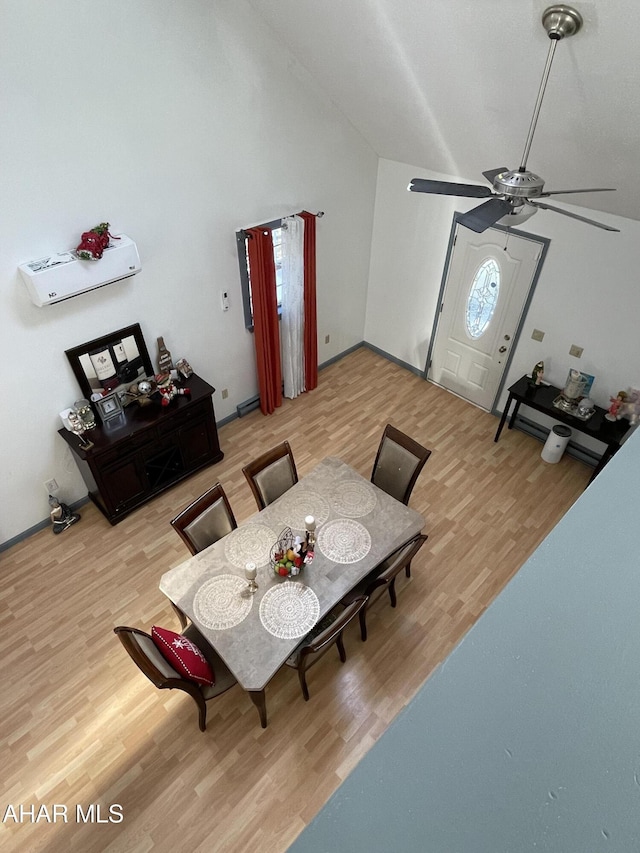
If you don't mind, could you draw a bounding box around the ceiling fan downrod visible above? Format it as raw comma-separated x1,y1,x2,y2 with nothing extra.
518,5,583,172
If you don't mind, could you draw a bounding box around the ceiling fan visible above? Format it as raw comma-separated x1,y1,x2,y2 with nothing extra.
409,5,619,233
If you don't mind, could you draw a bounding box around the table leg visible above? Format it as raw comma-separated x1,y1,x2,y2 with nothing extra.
508,399,522,430
588,444,619,484
494,393,513,442
248,689,268,728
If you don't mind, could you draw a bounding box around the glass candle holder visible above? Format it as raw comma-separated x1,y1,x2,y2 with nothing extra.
244,562,258,594
74,399,96,429
304,515,316,549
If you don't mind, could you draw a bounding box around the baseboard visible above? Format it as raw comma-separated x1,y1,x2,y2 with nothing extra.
361,342,425,378
504,413,598,468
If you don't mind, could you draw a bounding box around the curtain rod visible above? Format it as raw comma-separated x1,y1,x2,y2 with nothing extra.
238,211,324,239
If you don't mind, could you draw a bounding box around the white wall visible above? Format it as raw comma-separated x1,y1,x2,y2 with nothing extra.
0,0,377,544
366,158,640,446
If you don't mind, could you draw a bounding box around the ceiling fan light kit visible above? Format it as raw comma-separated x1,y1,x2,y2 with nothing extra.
409,5,619,234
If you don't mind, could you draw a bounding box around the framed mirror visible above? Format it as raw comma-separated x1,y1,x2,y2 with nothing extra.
65,323,154,402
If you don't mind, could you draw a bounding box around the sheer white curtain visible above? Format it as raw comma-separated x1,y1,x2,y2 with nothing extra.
280,215,305,398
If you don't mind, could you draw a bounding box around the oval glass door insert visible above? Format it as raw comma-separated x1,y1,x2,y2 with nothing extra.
466,258,500,338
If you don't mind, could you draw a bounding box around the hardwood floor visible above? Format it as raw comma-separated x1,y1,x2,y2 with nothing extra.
0,347,591,852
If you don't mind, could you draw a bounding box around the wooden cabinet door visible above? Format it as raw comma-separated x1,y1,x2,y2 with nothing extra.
100,455,147,516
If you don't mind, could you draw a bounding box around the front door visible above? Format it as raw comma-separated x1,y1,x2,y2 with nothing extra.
427,222,546,410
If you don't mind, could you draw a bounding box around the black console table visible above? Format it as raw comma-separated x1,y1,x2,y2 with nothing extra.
494,375,631,483
59,374,223,524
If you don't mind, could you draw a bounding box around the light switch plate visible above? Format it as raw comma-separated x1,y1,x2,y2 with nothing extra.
531,329,545,342
569,344,583,358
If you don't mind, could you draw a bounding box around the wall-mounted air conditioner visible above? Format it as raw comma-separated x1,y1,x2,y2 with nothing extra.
18,235,141,306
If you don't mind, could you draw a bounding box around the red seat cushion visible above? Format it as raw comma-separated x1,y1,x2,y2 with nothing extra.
151,626,215,686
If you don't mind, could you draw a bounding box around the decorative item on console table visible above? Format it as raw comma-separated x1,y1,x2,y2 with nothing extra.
621,388,640,425
553,368,589,415
66,324,153,404
157,336,173,373
175,358,193,379
529,360,544,387
156,373,190,407
606,391,628,422
94,392,123,422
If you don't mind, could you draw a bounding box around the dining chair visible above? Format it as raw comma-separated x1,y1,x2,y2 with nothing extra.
242,440,298,510
285,596,368,700
371,424,432,505
341,533,428,641
170,482,237,556
169,482,238,629
114,625,237,732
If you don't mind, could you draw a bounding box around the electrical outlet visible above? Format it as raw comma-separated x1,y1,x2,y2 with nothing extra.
221,388,229,399
569,344,583,358
531,328,545,342
324,334,330,344
44,478,59,494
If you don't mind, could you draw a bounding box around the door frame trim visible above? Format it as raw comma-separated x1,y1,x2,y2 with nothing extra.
424,213,551,414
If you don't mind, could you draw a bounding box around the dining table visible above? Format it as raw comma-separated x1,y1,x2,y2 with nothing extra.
159,456,426,727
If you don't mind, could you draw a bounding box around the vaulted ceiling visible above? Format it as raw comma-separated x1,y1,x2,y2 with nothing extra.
248,0,640,222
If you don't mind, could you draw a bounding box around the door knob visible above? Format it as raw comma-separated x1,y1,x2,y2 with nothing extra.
498,345,507,353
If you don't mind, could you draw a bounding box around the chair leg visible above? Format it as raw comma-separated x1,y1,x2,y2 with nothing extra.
192,694,207,732
298,668,310,701
388,578,397,608
337,634,347,662
171,601,188,631
405,559,412,579
359,608,368,642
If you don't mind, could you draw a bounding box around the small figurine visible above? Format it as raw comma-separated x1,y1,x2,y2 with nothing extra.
606,391,627,421
49,494,81,534
175,357,193,379
156,373,190,406
529,361,544,387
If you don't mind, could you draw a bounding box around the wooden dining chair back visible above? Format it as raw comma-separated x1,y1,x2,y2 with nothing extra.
242,440,298,510
114,625,237,732
371,424,432,505
341,533,428,641
170,482,237,556
285,596,368,701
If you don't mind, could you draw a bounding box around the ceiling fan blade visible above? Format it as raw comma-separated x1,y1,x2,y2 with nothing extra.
408,179,493,198
541,188,616,197
527,200,620,232
459,198,513,233
482,167,508,184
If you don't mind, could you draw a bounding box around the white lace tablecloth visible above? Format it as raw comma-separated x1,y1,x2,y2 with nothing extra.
272,489,330,530
259,582,320,640
193,574,253,630
317,518,372,564
224,523,276,568
331,481,377,518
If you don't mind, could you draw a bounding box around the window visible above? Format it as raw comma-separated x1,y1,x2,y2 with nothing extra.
236,221,283,330
466,258,500,339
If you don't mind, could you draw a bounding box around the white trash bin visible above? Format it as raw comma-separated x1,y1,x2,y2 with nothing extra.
541,424,572,463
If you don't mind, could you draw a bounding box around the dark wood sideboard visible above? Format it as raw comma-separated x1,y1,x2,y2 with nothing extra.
58,374,223,524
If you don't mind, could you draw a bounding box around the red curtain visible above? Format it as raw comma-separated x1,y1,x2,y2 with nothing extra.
246,228,282,415
300,211,318,391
